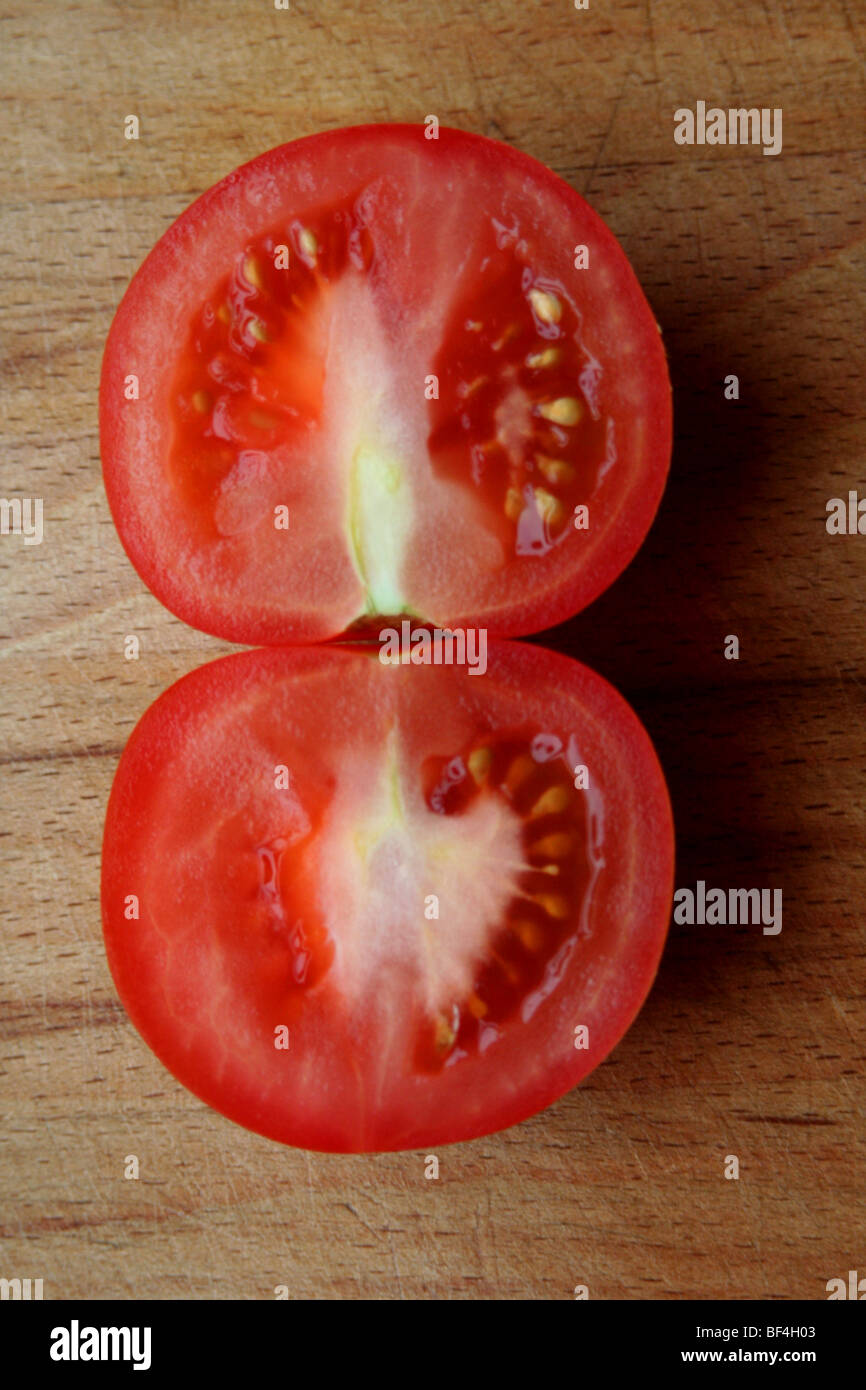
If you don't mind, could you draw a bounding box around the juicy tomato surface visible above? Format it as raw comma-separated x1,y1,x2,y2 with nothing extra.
101,642,674,1152
100,124,671,644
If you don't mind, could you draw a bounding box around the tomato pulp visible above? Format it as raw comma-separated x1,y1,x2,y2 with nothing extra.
101,644,674,1153
100,124,671,644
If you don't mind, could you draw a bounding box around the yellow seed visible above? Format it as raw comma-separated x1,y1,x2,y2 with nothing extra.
530,832,574,859
192,389,211,413
466,992,488,1019
216,303,231,325
538,865,560,876
533,893,570,920
534,488,565,527
526,346,561,369
530,785,570,818
538,397,582,426
299,228,318,258
504,754,536,796
511,919,545,951
466,320,483,332
536,454,575,485
243,256,263,289
461,375,488,397
505,487,523,521
249,409,280,429
249,319,269,342
467,747,492,785
477,439,504,456
528,288,562,324
492,322,521,351
433,1013,456,1053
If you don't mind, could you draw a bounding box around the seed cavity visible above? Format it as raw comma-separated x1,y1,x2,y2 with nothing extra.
174,207,378,520
427,237,612,561
417,732,592,1073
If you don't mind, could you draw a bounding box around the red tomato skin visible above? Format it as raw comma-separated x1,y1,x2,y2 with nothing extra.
101,641,674,1152
100,124,671,644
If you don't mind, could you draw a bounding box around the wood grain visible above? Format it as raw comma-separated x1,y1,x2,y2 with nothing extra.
0,0,863,1300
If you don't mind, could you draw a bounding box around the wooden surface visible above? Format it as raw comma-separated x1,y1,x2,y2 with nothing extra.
1,0,864,1301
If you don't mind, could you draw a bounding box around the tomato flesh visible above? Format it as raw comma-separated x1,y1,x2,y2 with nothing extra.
101,643,673,1152
100,125,671,643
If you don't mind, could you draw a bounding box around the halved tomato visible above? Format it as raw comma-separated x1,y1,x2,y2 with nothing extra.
100,124,671,643
101,642,673,1152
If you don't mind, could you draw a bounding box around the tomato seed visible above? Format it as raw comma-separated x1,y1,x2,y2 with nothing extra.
528,288,562,324
538,397,582,426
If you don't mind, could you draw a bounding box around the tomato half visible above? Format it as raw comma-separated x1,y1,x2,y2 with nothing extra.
100,125,671,643
101,643,673,1152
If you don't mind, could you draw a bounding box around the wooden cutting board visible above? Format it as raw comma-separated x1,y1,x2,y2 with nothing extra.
1,0,863,1300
